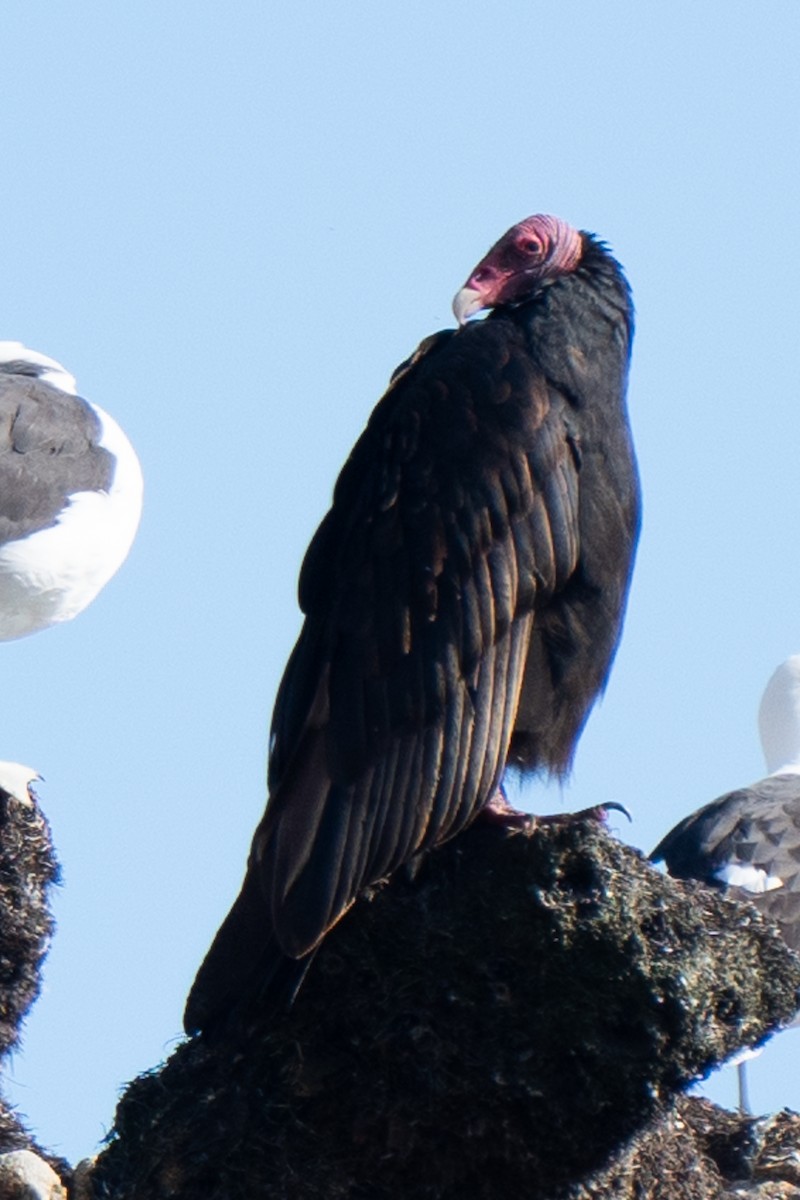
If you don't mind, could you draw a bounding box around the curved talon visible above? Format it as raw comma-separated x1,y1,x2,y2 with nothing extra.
534,801,633,827
595,801,632,823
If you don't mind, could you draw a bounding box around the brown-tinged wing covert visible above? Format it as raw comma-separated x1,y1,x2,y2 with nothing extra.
261,319,582,958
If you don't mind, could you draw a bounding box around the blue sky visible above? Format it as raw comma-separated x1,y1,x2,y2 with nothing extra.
3,0,800,1160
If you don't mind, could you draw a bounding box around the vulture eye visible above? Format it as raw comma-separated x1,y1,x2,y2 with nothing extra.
519,237,543,255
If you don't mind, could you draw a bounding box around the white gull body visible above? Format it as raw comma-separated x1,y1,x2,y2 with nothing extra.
0,342,142,639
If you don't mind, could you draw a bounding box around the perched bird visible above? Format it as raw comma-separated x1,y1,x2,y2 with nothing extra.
185,214,640,1034
0,342,142,640
0,762,58,1059
650,655,800,1111
0,764,68,1192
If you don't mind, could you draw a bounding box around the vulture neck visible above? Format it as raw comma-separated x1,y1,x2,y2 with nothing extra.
759,655,800,775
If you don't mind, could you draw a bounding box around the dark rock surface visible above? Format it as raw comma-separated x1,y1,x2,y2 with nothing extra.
0,785,59,1060
0,783,72,1191
82,816,800,1199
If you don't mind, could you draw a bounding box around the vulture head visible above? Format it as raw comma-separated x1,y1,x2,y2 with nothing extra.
453,214,583,324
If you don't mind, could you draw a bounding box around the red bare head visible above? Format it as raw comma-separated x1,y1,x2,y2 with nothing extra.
453,215,583,325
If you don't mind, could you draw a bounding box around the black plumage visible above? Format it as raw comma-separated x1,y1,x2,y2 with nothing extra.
185,214,640,1034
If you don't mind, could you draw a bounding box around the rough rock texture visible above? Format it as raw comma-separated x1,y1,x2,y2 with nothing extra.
569,1098,800,1198
0,786,72,1192
0,786,59,1059
82,816,800,1199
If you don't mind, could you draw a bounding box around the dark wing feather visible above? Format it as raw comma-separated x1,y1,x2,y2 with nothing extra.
184,321,584,1031
260,322,576,958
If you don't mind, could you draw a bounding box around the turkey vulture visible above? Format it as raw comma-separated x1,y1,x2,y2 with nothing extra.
185,213,640,1034
650,655,800,1111
0,342,142,640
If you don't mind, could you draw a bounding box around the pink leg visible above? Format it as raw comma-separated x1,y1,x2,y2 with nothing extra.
477,787,534,830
